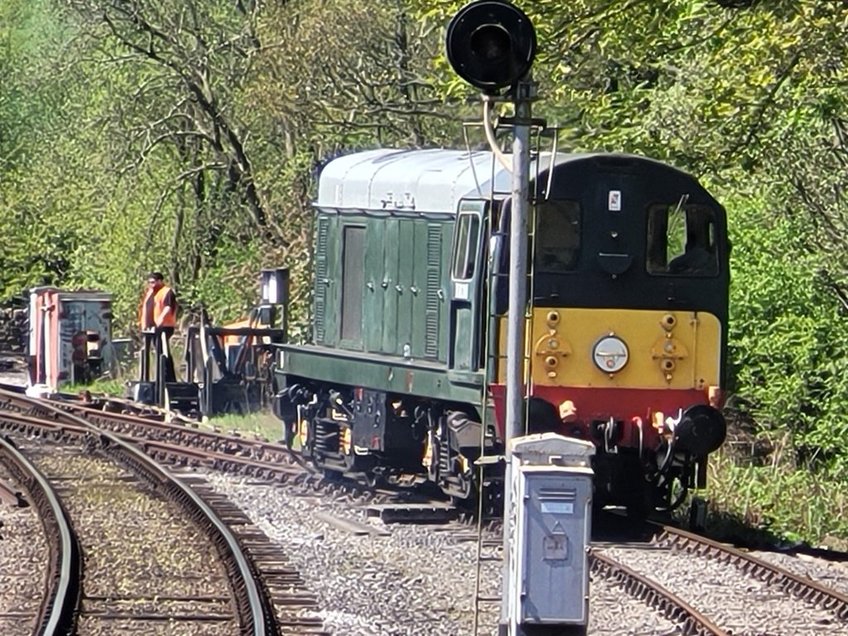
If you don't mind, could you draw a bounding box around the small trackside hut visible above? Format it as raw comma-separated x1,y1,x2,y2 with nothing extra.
27,287,116,393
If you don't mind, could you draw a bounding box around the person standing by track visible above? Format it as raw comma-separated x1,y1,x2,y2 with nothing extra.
139,272,178,382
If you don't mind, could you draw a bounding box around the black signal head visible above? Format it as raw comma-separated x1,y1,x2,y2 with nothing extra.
446,0,537,94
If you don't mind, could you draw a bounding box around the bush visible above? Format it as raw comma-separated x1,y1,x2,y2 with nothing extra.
727,193,848,475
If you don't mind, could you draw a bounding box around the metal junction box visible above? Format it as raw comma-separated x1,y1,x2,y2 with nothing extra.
506,433,594,633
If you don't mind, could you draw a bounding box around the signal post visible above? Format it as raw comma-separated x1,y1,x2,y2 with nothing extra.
446,2,592,634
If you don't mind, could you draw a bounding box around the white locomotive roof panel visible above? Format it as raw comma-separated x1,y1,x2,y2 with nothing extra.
316,148,515,214
315,148,692,215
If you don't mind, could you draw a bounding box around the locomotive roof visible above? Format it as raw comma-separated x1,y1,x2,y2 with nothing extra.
315,148,699,214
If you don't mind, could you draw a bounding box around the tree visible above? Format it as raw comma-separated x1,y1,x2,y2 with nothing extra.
9,1,455,329
64,0,273,240
0,0,91,296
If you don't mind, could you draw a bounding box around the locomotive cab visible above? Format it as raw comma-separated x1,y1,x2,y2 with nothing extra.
487,153,729,512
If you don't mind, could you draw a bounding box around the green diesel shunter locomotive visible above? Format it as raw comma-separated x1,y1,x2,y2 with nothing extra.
273,147,730,512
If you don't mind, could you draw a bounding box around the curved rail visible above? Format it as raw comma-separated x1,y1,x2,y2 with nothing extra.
0,388,277,635
0,435,81,635
590,550,728,636
658,524,848,620
36,389,309,470
0,403,309,488
101,435,275,635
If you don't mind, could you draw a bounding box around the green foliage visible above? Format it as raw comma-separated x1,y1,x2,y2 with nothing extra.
177,237,265,324
68,378,127,397
246,1,443,149
706,449,848,548
727,192,848,472
207,411,284,444
0,1,83,295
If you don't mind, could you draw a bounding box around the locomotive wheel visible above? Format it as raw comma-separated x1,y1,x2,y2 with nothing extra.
444,470,474,504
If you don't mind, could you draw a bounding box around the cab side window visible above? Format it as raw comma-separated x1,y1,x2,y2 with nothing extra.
647,202,718,276
452,213,481,280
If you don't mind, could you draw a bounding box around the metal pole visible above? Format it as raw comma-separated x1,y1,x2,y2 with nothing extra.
501,79,533,636
505,85,532,444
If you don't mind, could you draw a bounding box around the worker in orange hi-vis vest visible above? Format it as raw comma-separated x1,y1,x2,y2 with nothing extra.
139,271,178,382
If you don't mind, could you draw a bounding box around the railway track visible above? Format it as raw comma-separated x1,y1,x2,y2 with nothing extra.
590,550,726,635
0,435,79,635
4,383,848,634
590,519,848,635
0,389,325,635
656,524,848,620
0,384,450,512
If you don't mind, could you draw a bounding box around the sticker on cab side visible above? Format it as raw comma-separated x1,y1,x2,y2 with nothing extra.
608,190,621,211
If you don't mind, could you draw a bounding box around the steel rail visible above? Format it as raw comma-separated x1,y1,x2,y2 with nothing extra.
658,524,848,620
37,391,309,469
0,388,276,636
590,550,728,636
103,436,275,635
0,406,304,481
0,435,81,636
